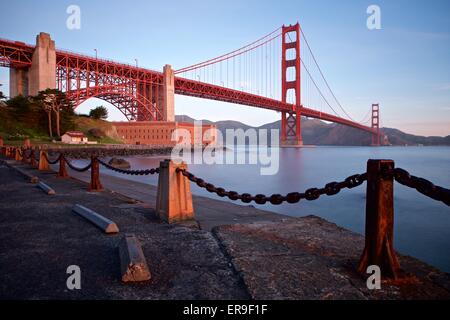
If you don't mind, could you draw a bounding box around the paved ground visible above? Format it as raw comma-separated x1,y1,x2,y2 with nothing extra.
0,162,248,299
1,159,449,299
214,218,450,299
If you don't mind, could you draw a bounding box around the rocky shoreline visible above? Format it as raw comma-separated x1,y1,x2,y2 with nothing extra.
43,145,229,159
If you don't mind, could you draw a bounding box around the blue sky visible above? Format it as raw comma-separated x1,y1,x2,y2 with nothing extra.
1,0,449,136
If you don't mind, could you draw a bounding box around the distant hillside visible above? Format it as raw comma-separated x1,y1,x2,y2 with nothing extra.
175,115,450,146
381,128,450,146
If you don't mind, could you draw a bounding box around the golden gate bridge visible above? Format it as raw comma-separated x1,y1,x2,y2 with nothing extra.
0,23,381,146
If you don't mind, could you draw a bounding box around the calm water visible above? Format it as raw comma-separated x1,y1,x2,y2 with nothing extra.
92,146,450,272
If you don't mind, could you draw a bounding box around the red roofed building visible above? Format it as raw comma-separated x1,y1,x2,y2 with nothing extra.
61,131,89,144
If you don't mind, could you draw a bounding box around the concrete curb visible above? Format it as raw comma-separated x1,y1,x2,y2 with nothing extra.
72,204,119,234
16,168,39,183
118,234,151,282
4,161,39,183
37,182,55,195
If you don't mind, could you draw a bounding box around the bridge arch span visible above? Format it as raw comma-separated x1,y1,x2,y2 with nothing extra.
66,85,163,121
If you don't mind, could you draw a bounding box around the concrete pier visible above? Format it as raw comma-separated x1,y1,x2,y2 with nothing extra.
9,32,56,98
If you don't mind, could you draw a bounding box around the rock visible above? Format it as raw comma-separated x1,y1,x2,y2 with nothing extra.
108,157,131,169
88,128,106,138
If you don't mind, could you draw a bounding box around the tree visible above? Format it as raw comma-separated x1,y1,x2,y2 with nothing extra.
0,84,5,101
89,106,108,120
33,89,74,138
7,95,41,124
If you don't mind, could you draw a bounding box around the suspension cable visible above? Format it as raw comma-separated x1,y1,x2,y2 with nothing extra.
299,27,356,122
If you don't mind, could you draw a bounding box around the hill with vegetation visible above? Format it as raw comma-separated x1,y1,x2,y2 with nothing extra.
0,92,123,145
175,115,450,146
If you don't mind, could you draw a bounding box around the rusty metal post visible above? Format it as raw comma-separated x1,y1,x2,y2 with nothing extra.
57,155,69,178
357,159,401,279
88,156,103,192
30,149,36,167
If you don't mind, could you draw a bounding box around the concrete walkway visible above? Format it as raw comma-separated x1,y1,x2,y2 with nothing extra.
0,161,249,299
1,159,450,299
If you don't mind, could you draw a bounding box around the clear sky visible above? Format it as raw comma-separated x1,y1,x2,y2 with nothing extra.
1,0,449,136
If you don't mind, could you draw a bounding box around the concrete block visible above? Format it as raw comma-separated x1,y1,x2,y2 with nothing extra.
72,204,119,234
38,151,50,171
156,159,194,223
118,234,151,283
13,166,39,184
37,181,55,195
30,176,39,184
15,149,22,161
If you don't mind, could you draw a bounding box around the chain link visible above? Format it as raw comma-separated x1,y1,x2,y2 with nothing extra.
388,168,450,206
62,156,92,172
43,152,62,165
14,147,449,207
98,158,159,175
176,168,367,205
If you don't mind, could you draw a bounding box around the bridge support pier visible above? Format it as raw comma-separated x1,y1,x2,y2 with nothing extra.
9,32,56,98
135,64,174,121
280,110,303,147
29,32,56,96
162,64,175,122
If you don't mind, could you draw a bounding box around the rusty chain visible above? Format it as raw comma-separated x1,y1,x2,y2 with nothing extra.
383,168,450,206
176,167,367,205
98,158,159,175
42,152,62,165
178,166,449,207
62,155,92,172
8,147,449,207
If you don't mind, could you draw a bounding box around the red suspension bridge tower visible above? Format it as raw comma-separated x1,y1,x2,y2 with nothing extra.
371,103,380,146
281,23,303,147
